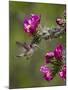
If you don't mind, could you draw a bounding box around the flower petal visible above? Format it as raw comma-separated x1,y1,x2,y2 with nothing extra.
45,52,54,63
54,44,63,60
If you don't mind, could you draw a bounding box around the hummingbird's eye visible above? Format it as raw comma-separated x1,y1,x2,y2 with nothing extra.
30,44,32,48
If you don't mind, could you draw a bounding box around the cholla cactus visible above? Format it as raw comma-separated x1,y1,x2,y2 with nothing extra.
16,10,66,81
40,44,66,81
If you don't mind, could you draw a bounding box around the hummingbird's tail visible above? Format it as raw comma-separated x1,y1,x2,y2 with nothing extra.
16,53,25,57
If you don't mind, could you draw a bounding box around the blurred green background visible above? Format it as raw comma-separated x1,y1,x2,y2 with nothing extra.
9,1,66,89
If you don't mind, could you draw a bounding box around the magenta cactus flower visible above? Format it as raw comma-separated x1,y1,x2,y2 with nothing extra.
59,65,66,80
45,52,54,63
24,14,40,35
54,44,63,60
45,44,63,64
40,65,53,81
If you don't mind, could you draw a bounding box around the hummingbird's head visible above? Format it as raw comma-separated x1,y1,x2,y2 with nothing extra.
30,44,39,49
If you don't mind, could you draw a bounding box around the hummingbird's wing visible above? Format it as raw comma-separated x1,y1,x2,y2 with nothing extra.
16,41,30,51
16,41,27,57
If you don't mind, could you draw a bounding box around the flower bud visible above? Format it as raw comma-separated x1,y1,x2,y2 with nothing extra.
59,65,66,80
56,18,64,26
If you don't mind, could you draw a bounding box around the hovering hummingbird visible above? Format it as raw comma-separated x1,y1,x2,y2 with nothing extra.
16,41,38,58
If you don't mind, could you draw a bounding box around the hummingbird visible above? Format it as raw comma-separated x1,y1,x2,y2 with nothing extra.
16,41,38,58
